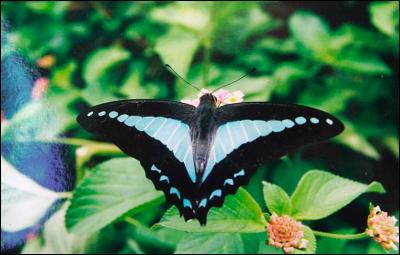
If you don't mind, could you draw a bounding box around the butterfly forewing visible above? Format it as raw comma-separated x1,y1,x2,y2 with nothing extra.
77,100,199,220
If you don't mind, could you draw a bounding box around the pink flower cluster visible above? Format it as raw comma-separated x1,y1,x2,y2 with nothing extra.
366,206,399,251
181,88,244,107
266,213,308,254
31,77,49,101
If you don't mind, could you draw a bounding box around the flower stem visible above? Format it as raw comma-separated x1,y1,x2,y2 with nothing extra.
313,230,369,240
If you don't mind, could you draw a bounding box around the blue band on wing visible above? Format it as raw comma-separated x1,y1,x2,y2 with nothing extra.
202,117,316,183
107,113,196,183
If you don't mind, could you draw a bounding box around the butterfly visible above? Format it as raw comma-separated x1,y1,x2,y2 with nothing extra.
77,67,344,225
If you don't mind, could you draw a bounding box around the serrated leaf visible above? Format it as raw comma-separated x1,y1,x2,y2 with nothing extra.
1,156,68,232
66,158,163,235
262,181,291,215
290,170,386,220
175,232,267,254
155,188,266,233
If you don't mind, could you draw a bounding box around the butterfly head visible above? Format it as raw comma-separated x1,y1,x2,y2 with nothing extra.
199,93,218,107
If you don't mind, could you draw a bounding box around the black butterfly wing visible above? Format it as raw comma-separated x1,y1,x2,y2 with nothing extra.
77,100,199,220
194,102,344,224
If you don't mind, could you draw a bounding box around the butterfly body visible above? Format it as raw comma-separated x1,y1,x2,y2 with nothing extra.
77,94,344,225
190,94,219,186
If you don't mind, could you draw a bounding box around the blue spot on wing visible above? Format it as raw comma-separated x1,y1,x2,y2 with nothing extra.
159,175,169,184
224,178,234,186
209,189,222,200
199,198,207,208
117,114,128,122
183,198,192,208
295,116,306,125
234,169,245,178
109,111,118,118
151,164,161,173
170,187,181,199
310,117,319,124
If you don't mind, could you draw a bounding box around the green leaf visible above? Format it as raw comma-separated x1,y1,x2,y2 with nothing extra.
66,158,163,235
369,1,399,37
289,11,330,54
262,181,292,215
150,2,210,32
127,223,185,253
81,46,130,105
155,188,266,233
154,27,199,77
83,46,131,86
211,2,276,55
382,135,399,158
335,119,381,160
120,62,163,99
290,170,386,220
175,232,269,254
332,50,391,75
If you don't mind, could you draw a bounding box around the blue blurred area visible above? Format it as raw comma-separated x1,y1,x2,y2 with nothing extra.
1,18,74,253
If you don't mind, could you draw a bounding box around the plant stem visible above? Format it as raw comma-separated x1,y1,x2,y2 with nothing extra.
124,216,142,227
203,39,211,87
53,137,96,146
313,230,369,240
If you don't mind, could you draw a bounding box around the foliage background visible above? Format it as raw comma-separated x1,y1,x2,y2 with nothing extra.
1,1,399,254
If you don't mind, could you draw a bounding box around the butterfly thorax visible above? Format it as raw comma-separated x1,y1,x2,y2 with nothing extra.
190,93,219,186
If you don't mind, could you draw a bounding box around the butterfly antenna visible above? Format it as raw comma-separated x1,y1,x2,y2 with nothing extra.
211,67,256,93
165,64,201,92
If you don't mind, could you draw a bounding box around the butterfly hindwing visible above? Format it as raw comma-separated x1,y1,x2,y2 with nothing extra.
77,100,199,220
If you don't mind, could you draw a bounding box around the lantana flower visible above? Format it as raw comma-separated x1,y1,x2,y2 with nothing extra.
266,213,308,254
181,88,244,107
366,205,399,251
